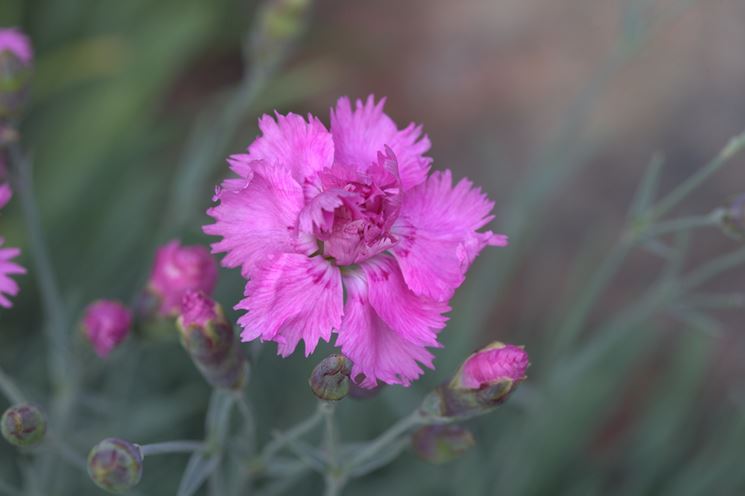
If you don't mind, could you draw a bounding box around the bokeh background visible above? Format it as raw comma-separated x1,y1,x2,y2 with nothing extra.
1,0,744,494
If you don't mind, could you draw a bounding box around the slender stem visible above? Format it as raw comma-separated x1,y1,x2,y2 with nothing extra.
140,441,205,457
683,292,745,309
320,402,344,496
256,405,324,464
641,214,718,240
0,477,21,496
321,402,338,468
0,366,26,404
160,66,269,238
552,237,632,357
7,144,72,384
46,433,87,470
650,130,745,221
681,245,745,291
324,476,343,496
349,412,424,469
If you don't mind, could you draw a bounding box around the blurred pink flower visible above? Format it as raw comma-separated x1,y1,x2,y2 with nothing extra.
0,183,10,210
452,342,529,390
205,96,507,387
148,240,217,315
82,300,132,358
0,170,23,309
0,238,25,309
0,28,33,65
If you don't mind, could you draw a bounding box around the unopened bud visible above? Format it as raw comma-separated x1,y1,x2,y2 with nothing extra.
148,240,217,316
251,0,312,68
87,438,143,494
81,300,132,358
1,404,46,447
411,425,474,464
0,28,33,118
177,290,247,390
719,194,745,240
309,354,352,401
420,342,529,420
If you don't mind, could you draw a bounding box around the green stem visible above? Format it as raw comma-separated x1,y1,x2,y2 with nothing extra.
552,237,632,357
650,130,745,221
140,441,205,457
46,433,87,470
256,404,324,465
7,144,72,385
160,66,269,238
0,477,21,496
0,366,26,405
348,411,424,469
641,214,718,240
320,402,344,496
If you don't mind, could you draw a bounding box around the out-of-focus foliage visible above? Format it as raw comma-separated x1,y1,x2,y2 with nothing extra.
1,0,745,495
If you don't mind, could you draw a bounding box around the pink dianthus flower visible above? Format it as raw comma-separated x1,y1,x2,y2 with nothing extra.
205,96,507,387
0,28,33,65
148,240,218,315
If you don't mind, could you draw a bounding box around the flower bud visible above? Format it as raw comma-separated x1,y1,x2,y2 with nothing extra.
176,290,247,390
251,0,311,68
0,28,33,118
719,194,745,239
1,404,46,447
420,342,529,420
309,355,352,401
87,438,143,494
148,240,217,316
411,425,474,464
82,300,132,358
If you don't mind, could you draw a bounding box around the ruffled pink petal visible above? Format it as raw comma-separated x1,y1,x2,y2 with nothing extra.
0,240,25,309
336,261,446,388
297,189,353,236
247,112,334,183
392,170,507,301
236,253,343,357
204,159,306,277
362,256,448,346
330,96,431,190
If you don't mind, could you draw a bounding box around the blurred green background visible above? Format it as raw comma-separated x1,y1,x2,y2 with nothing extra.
1,0,744,494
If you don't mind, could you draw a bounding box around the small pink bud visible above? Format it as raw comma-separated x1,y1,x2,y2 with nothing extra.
82,300,132,358
148,240,217,316
451,342,529,390
420,342,529,420
177,291,247,390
